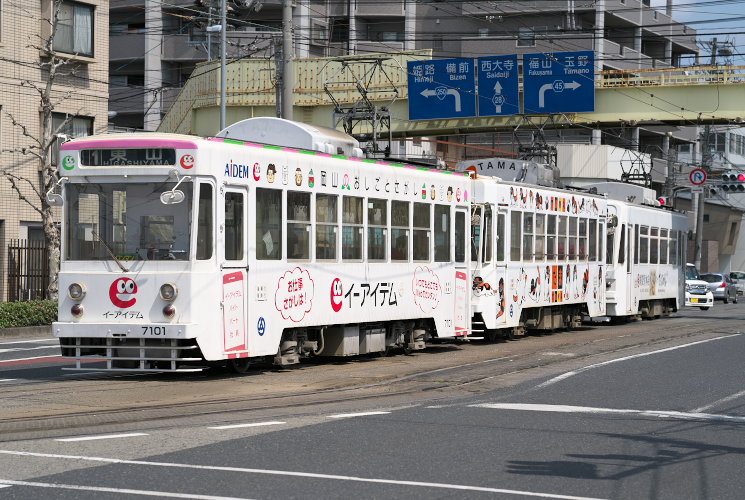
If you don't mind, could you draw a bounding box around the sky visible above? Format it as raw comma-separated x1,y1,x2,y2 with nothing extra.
651,0,745,65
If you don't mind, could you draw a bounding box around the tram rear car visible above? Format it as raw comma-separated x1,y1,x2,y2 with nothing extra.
598,184,687,319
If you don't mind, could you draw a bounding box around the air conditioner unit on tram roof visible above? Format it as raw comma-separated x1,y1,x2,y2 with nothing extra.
216,117,363,158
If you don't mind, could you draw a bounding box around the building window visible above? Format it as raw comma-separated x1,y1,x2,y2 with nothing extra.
330,18,349,43
312,23,328,43
52,113,93,165
433,35,443,50
54,1,94,57
517,27,535,47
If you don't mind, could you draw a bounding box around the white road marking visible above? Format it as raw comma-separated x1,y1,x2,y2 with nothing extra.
692,388,745,413
0,355,61,364
0,339,55,345
0,346,60,354
328,411,391,419
208,421,286,430
55,433,148,442
0,450,608,500
537,334,739,388
0,479,250,499
470,403,745,423
541,352,576,357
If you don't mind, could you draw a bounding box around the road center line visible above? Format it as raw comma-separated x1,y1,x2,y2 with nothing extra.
537,334,740,388
0,450,608,500
55,433,149,442
0,346,60,354
208,421,286,430
328,411,391,419
470,403,745,423
691,388,745,413
0,479,249,499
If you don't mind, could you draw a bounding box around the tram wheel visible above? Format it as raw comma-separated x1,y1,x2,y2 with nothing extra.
228,358,251,374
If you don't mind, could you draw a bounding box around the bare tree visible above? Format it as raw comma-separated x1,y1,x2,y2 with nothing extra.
4,0,84,300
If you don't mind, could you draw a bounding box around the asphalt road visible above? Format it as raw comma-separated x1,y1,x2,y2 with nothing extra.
0,304,744,499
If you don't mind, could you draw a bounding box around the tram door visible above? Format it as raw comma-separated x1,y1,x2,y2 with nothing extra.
454,208,470,335
221,187,249,356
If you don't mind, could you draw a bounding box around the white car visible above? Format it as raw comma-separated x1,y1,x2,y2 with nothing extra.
729,271,745,296
686,263,714,310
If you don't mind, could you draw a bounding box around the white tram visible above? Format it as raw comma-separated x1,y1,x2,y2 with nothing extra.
467,173,608,339
53,119,473,372
590,183,687,319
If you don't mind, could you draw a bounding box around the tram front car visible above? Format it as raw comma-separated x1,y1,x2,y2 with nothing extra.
54,135,215,372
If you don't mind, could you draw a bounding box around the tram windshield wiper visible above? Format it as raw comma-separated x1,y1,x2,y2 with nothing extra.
92,230,129,273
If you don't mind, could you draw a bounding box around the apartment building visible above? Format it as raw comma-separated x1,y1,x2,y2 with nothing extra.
0,0,109,300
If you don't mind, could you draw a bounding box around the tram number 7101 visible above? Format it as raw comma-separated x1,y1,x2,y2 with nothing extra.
142,326,168,336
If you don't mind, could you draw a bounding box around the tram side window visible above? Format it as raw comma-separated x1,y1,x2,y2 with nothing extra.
391,200,409,261
496,212,505,262
589,219,597,261
546,214,556,260
256,188,282,260
455,211,466,263
522,213,534,262
650,227,659,264
510,211,521,261
483,206,493,264
368,198,387,261
639,226,649,264
287,191,310,260
557,216,567,260
534,214,545,260
669,230,677,265
435,205,450,262
342,196,363,260
316,194,338,260
618,224,626,264
660,228,669,265
413,202,431,261
224,192,244,261
197,184,213,260
568,217,578,260
578,218,588,259
633,225,639,264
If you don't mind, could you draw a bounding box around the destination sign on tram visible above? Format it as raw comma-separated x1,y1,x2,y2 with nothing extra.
80,148,177,166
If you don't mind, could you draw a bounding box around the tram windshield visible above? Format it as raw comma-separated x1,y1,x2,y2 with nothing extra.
65,182,193,261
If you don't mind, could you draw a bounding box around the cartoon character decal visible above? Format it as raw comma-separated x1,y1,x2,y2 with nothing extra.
267,164,277,183
294,168,303,187
62,155,76,170
109,277,138,309
180,154,195,169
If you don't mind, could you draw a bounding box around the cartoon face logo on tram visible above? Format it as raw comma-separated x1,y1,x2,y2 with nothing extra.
180,154,195,169
109,278,138,308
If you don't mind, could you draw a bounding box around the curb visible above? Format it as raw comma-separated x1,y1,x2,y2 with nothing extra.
0,325,53,339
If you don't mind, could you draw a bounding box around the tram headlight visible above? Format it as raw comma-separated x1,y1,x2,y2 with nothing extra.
160,283,178,301
68,282,86,301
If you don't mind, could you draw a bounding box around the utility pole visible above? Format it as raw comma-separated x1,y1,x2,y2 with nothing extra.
219,0,227,130
694,38,719,269
281,0,293,120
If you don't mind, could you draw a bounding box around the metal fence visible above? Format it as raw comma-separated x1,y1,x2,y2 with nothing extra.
7,239,49,302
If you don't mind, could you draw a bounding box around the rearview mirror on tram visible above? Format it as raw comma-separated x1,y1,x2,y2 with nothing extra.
160,190,186,205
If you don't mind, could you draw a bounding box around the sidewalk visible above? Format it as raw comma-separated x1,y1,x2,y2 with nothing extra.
0,325,53,339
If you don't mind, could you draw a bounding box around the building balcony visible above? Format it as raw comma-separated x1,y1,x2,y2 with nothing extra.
109,86,145,115
110,33,146,62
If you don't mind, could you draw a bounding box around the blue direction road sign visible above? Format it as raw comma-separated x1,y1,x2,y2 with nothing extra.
523,51,595,114
408,58,477,120
477,55,519,116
